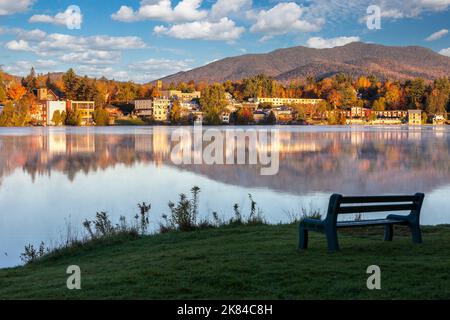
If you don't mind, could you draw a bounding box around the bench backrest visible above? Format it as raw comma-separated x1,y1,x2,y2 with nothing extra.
324,193,425,225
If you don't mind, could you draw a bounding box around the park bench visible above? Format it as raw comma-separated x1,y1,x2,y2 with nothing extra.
299,193,425,252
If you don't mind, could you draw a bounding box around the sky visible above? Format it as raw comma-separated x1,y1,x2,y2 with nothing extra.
0,0,450,83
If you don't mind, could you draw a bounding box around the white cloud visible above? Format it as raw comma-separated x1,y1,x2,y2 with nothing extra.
3,59,58,76
5,39,31,51
0,0,34,16
128,58,192,80
250,2,324,40
29,5,83,30
5,29,146,57
112,0,207,23
210,0,251,20
425,29,448,41
60,51,121,65
439,48,450,56
154,17,245,41
306,36,360,49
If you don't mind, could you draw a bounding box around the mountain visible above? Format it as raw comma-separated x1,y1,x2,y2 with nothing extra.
158,42,450,83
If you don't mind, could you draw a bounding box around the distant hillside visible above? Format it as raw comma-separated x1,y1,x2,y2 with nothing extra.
158,42,450,83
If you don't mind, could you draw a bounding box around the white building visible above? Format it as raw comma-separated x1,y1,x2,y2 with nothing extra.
46,101,67,126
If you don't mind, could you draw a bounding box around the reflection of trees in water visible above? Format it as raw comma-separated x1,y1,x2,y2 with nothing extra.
0,129,450,194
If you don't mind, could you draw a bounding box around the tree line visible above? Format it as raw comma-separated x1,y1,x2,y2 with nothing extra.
1,68,450,127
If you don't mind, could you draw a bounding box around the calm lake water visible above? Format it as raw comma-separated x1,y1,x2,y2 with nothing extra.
1,125,450,268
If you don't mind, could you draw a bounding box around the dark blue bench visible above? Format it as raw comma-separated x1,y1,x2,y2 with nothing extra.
299,193,425,251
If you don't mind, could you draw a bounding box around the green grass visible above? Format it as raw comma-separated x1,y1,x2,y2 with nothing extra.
1,223,450,299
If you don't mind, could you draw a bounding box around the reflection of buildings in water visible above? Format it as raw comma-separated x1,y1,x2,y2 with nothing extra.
67,134,95,154
47,133,67,154
1,128,450,196
408,127,422,141
152,127,171,165
351,131,364,146
135,135,153,153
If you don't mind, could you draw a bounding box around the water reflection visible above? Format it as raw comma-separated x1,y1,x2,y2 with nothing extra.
0,126,450,267
1,126,450,195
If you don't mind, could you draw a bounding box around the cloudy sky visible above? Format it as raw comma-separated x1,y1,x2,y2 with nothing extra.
1,0,450,82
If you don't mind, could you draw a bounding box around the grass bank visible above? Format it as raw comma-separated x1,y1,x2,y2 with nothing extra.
1,223,450,299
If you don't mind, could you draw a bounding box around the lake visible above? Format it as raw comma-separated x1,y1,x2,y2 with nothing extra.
1,125,450,268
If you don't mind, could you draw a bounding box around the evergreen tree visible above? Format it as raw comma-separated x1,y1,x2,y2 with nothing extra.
200,84,228,125
62,69,80,100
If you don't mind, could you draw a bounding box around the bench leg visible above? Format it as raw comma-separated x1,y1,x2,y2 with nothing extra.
410,224,422,244
299,226,308,250
384,224,393,241
325,228,339,252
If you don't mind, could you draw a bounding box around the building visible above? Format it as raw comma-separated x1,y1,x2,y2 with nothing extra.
70,101,95,125
221,112,230,124
255,97,324,107
134,99,153,117
253,110,267,123
408,110,422,125
153,98,171,122
432,114,446,125
273,107,295,123
46,101,67,126
374,110,408,119
35,88,59,101
160,90,201,102
0,104,4,114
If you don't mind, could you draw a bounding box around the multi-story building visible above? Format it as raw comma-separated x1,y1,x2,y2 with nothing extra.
45,101,67,126
134,100,153,117
255,97,324,107
153,98,171,122
374,110,408,119
69,101,95,125
160,90,201,102
408,110,422,125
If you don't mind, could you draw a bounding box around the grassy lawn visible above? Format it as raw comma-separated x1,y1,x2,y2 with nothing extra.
1,223,450,299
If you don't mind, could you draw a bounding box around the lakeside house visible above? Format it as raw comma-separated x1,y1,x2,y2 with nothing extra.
29,88,96,126
408,110,422,125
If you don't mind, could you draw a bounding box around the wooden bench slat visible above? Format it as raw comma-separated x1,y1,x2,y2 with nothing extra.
338,204,416,214
340,195,418,204
337,219,406,228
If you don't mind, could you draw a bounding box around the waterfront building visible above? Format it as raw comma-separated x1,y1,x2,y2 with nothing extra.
46,101,67,126
153,98,171,122
134,100,153,117
408,110,422,125
69,101,95,125
432,114,446,125
255,97,324,107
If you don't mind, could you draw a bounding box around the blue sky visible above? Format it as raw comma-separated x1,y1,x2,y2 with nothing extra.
1,0,450,83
